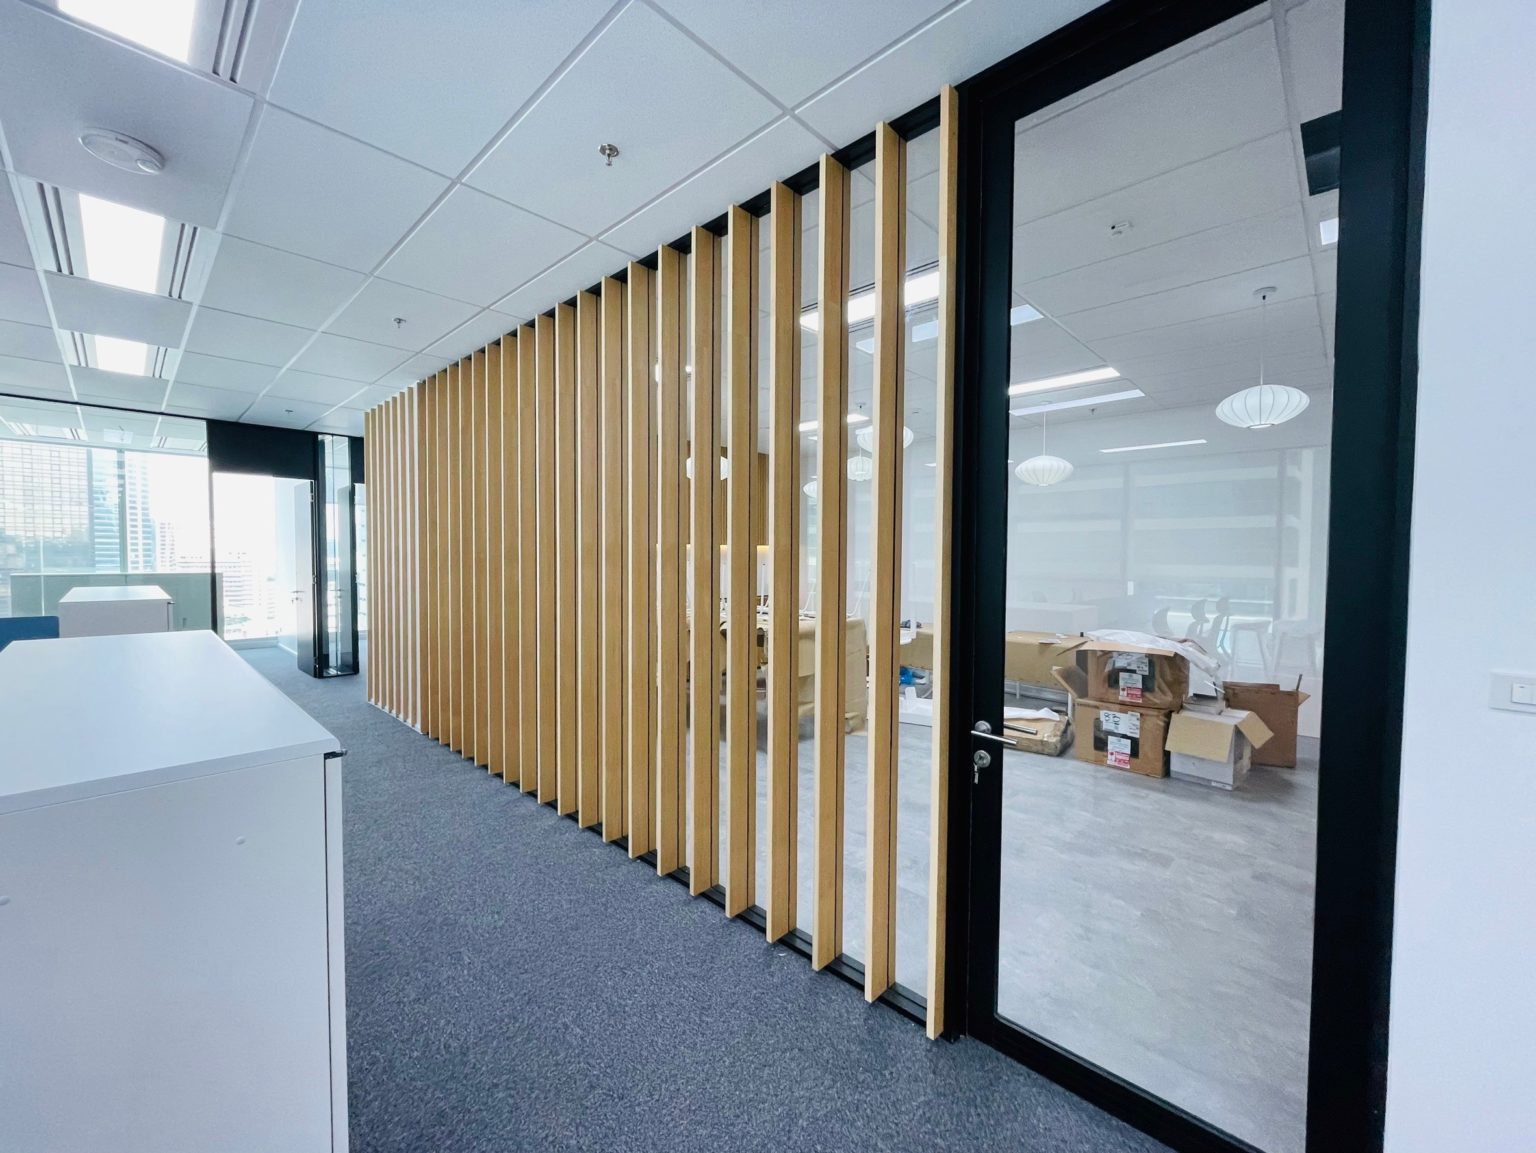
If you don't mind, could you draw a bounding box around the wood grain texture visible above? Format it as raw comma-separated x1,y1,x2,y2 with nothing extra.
383,397,395,716
518,328,540,793
485,341,505,777
655,244,685,876
500,336,520,784
813,153,850,970
471,349,489,766
457,357,474,755
927,84,959,1040
765,182,801,942
625,264,656,858
436,369,452,748
599,278,627,840
376,401,389,712
363,407,375,706
555,302,578,815
536,316,558,802
418,379,435,737
688,226,720,895
576,291,602,828
725,205,758,916
865,123,906,1001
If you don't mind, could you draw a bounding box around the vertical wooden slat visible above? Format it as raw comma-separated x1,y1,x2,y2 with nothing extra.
625,264,656,857
655,244,686,876
813,153,850,969
382,397,395,715
518,329,540,793
500,335,520,784
555,302,578,815
866,122,907,1001
436,369,452,747
766,182,801,942
600,277,628,841
471,349,488,765
457,356,474,755
419,378,436,737
393,393,406,718
485,341,505,776
725,205,758,916
688,226,720,894
576,291,602,827
377,400,390,712
408,386,421,725
536,316,558,802
927,85,959,1039
364,407,375,705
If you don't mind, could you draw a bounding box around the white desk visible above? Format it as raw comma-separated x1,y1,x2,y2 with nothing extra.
56,583,174,637
0,631,347,1153
1009,601,1099,634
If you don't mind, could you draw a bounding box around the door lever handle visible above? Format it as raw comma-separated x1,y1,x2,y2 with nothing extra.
971,720,1017,748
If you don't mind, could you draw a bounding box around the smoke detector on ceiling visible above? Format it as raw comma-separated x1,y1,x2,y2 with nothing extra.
78,129,165,175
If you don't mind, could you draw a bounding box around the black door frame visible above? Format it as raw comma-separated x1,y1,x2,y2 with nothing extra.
943,1,1429,1151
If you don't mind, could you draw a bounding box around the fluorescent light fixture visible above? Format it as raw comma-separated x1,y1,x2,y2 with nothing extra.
1319,217,1339,246
798,413,870,434
800,267,942,331
1010,304,1042,325
78,194,166,294
59,0,197,61
93,336,153,376
1007,365,1120,397
1010,388,1144,417
1100,438,1208,454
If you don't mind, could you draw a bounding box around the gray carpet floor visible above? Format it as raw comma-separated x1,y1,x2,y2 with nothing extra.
241,647,1170,1153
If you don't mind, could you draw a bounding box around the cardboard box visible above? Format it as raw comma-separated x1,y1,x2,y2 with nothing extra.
1077,640,1190,710
1004,631,1087,687
1166,708,1274,790
1003,715,1072,757
1224,679,1309,768
1074,701,1170,777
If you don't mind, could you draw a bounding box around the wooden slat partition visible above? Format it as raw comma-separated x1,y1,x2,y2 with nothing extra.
576,291,601,827
385,396,398,715
655,243,686,876
461,357,478,756
927,85,959,1038
724,205,757,916
450,359,467,752
554,302,578,815
535,316,558,801
419,377,435,737
765,181,801,942
813,152,850,970
500,335,520,784
688,226,720,895
625,263,656,858
471,350,489,765
485,341,505,776
404,389,417,724
363,406,375,705
866,123,907,1001
600,277,627,840
518,328,540,792
376,399,389,711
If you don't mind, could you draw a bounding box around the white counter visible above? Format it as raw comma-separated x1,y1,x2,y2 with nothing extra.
0,631,347,1153
56,583,174,638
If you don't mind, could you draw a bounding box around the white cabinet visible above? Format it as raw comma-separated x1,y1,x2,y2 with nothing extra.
0,631,347,1153
56,584,175,637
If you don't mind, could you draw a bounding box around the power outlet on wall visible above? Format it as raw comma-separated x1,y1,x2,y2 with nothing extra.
1488,671,1536,714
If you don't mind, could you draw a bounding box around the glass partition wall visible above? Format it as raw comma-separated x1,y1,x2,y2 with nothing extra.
0,396,211,626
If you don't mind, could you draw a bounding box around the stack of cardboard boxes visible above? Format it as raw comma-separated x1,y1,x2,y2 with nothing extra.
1047,640,1306,789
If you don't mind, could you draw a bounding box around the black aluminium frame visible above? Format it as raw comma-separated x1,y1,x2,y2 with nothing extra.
945,2,1427,1153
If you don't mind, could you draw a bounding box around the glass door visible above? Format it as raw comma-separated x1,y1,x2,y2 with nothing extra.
211,472,316,663
963,5,1340,1153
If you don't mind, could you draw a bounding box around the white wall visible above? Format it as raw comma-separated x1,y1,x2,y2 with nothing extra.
1385,0,1536,1148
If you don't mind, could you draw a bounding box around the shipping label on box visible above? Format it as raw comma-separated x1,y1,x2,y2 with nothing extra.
1078,703,1169,777
1081,644,1190,710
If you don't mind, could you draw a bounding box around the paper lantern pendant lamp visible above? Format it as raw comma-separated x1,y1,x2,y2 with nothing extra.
1014,454,1075,486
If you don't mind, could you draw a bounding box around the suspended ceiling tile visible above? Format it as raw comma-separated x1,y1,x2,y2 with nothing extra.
0,318,60,363
70,365,166,407
600,118,824,257
797,0,1097,143
200,236,367,329
0,181,30,267
652,0,949,108
339,384,398,411
309,407,364,436
1284,0,1345,124
243,393,332,428
162,382,257,420
366,354,445,396
224,107,449,273
0,351,69,395
269,0,614,176
185,306,313,367
466,2,778,236
290,332,409,383
173,351,279,392
44,273,193,347
0,4,253,227
1089,293,1325,364
0,261,50,327
490,241,630,321
421,310,519,364
327,279,479,351
266,369,364,407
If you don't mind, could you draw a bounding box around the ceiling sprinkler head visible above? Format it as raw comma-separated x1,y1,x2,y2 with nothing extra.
393,317,406,328
598,142,620,167
79,128,164,175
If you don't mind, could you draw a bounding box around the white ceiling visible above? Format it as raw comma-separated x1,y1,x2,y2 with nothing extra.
0,0,1103,437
